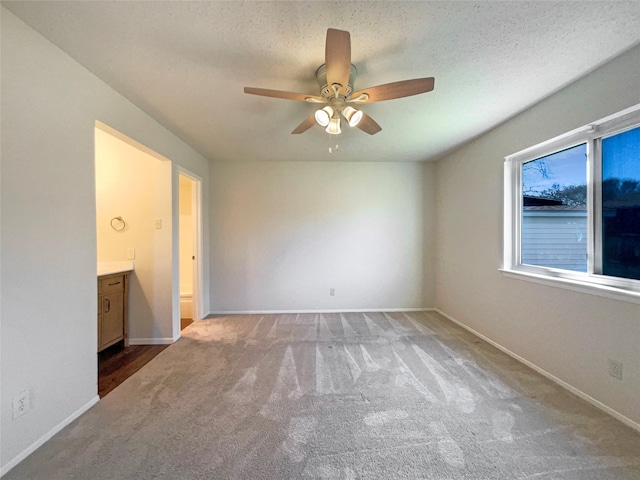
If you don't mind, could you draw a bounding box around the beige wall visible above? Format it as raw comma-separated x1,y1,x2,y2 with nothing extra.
179,174,194,296
209,160,435,312
1,8,209,474
435,45,640,426
95,128,173,342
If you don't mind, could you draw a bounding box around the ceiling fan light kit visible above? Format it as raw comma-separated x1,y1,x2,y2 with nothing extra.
326,117,342,135
314,105,334,127
342,106,363,127
244,28,435,136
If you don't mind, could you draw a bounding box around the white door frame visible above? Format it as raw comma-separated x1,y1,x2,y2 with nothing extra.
175,167,203,338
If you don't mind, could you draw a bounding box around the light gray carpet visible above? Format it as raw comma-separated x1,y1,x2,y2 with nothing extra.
6,311,640,479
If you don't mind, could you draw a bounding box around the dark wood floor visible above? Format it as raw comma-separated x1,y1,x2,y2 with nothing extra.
98,341,169,398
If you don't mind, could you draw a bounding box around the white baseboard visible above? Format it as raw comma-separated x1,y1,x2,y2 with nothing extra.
434,308,640,434
1,395,99,477
128,337,175,345
207,308,434,316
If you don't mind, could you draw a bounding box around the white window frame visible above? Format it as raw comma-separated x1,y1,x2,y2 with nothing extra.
502,104,640,304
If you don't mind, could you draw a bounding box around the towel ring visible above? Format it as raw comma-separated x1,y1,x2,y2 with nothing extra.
110,216,126,232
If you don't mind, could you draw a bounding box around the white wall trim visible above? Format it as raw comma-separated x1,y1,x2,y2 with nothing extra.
128,337,176,345
435,308,640,434
174,166,205,341
207,308,434,316
0,395,99,477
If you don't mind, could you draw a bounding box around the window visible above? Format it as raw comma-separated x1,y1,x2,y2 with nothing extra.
521,144,587,272
602,126,640,281
504,105,640,299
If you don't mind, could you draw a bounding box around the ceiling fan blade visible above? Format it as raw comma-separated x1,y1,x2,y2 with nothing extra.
356,113,382,135
350,77,435,103
325,28,351,96
291,114,317,134
244,87,324,103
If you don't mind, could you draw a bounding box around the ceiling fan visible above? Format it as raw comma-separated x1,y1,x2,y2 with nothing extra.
244,28,435,136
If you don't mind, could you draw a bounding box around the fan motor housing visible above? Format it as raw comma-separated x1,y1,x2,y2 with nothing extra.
316,63,357,99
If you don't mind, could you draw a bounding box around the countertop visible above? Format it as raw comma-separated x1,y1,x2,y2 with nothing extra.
97,261,134,277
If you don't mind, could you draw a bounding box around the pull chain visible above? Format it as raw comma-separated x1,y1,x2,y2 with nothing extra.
328,135,339,154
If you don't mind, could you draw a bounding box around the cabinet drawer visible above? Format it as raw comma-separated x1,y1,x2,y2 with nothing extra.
99,274,125,294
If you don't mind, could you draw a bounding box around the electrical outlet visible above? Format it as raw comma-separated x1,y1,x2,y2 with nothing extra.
608,359,623,380
154,219,162,229
329,288,335,296
127,248,135,260
12,390,29,419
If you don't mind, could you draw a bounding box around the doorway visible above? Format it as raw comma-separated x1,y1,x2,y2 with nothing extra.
95,122,174,396
178,170,202,331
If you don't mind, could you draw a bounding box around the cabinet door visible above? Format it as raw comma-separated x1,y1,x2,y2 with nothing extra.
98,294,103,349
98,313,103,350
102,291,124,347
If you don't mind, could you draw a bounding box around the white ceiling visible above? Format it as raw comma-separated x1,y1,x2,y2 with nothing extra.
4,1,640,162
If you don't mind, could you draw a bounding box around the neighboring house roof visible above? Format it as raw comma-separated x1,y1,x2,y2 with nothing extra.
523,196,563,206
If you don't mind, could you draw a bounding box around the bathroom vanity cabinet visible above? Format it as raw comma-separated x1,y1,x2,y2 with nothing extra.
97,272,130,352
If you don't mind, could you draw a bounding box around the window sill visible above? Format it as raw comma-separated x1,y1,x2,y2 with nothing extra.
499,268,640,306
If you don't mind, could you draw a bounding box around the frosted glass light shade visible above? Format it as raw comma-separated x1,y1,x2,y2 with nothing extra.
342,106,363,127
326,117,341,135
314,106,334,127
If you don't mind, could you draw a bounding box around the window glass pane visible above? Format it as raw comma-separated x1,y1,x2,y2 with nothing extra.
602,126,640,280
521,144,587,271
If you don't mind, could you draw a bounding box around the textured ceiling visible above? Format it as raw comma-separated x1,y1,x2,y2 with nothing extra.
4,1,640,162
